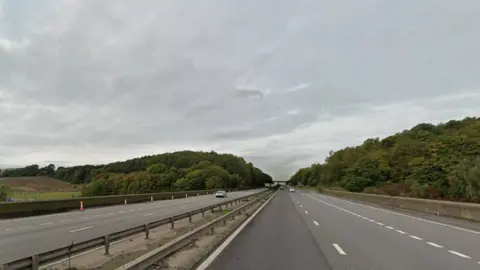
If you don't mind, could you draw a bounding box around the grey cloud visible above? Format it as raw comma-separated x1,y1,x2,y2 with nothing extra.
1,0,480,178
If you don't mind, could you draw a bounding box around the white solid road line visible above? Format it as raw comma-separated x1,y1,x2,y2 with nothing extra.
409,235,423,240
313,221,319,226
396,230,407,234
333,243,347,255
377,222,384,226
320,193,480,236
196,190,278,270
385,226,394,230
70,226,94,233
448,250,471,259
427,242,443,248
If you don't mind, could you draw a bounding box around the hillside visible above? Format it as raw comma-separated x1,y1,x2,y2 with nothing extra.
1,151,273,196
289,117,480,202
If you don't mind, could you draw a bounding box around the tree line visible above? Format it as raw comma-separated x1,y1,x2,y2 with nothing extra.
0,151,273,196
289,117,480,203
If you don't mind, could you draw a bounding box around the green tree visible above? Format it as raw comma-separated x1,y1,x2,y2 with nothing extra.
289,116,480,202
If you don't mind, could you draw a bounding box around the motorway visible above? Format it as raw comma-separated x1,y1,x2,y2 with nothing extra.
206,190,480,270
0,189,262,264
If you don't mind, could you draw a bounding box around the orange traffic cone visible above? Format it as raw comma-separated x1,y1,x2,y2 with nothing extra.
80,201,84,211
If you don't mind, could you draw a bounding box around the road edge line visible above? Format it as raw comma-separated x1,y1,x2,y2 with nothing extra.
195,189,278,270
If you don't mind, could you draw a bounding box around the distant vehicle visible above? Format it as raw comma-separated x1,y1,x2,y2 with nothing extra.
215,190,227,198
289,188,295,192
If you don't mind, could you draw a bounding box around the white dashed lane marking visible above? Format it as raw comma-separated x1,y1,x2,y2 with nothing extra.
70,226,94,233
427,242,443,248
302,193,480,264
333,243,347,255
409,235,423,240
39,222,53,226
448,250,471,259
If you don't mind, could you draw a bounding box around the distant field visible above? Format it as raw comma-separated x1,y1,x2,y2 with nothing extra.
10,191,81,201
0,176,81,201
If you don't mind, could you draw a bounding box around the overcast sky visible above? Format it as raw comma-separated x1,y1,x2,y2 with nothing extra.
1,0,479,179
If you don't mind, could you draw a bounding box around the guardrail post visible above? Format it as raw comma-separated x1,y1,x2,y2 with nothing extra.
144,224,150,239
170,217,175,229
201,208,205,217
223,219,226,225
219,205,222,211
210,206,214,213
31,255,39,270
232,214,235,220
197,193,199,196
210,227,215,234
185,193,188,198
188,212,192,223
104,235,110,255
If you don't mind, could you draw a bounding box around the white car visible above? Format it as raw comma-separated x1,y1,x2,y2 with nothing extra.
289,188,295,192
215,190,227,198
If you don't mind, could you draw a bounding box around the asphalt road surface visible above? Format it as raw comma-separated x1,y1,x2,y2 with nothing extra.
206,190,480,270
0,189,263,264
206,191,332,270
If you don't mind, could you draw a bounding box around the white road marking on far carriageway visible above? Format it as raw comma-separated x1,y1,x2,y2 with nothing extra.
70,226,94,233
